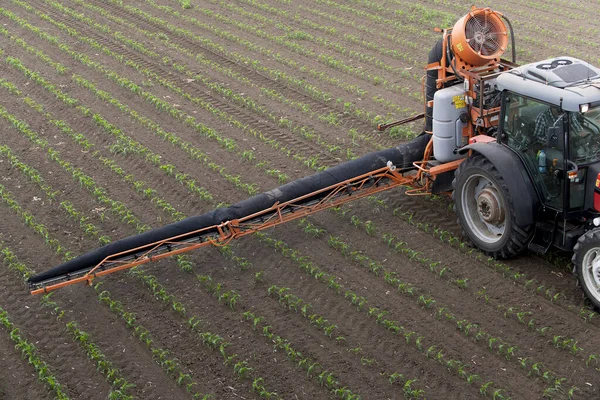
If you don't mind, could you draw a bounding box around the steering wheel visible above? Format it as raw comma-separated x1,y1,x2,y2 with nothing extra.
583,116,600,135
573,118,600,161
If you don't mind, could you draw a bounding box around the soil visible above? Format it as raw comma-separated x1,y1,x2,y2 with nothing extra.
0,0,599,399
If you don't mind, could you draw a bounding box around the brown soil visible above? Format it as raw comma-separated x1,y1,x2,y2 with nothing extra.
0,0,599,399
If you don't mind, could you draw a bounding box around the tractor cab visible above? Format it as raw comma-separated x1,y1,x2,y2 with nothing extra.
452,56,600,308
497,57,600,225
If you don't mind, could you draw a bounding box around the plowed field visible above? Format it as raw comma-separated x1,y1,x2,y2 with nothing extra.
1,0,599,399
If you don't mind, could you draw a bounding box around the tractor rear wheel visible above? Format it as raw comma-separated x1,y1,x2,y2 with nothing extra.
453,155,533,258
573,229,600,310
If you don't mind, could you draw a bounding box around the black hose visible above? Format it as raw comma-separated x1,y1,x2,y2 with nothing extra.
446,34,464,83
29,134,432,286
425,38,445,132
501,15,516,64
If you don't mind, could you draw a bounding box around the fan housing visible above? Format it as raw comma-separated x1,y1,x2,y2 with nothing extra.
451,8,508,67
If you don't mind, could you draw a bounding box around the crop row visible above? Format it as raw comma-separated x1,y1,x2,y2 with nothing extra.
254,232,512,398
124,0,377,96
384,201,599,323
0,100,148,232
312,0,447,37
94,284,213,399
0,234,140,399
0,76,208,279
191,269,364,398
0,125,214,397
6,0,330,170
4,0,592,396
0,6,373,193
233,0,423,68
58,0,395,147
0,79,396,396
78,0,411,144
205,0,424,84
1,34,261,192
0,24,67,74
48,0,364,142
103,0,417,136
198,273,364,399
129,267,284,398
0,122,204,395
2,1,298,180
0,305,70,399
8,0,596,334
186,0,423,90
72,0,403,148
334,203,600,371
0,72,363,397
299,218,579,397
0,142,111,244
265,283,425,398
61,0,416,146
0,141,347,398
0,177,72,260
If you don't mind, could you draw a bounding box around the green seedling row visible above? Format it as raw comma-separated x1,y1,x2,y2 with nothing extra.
265,282,425,397
201,0,424,86
110,0,416,138
85,0,400,146
1,236,139,399
0,306,70,399
0,144,111,243
4,28,596,390
340,209,599,376
42,0,365,156
94,286,211,399
6,0,311,174
0,144,207,396
129,268,281,398
1,40,257,194
0,71,334,398
1,246,139,398
388,205,600,326
0,101,149,232
3,3,281,187
254,232,509,397
0,24,67,74
309,219,574,393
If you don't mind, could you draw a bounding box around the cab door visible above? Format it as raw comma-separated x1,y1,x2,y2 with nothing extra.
500,92,565,211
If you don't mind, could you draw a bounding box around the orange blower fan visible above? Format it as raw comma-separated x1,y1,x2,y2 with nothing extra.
451,7,509,69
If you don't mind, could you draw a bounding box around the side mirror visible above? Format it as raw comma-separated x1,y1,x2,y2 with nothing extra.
566,160,578,182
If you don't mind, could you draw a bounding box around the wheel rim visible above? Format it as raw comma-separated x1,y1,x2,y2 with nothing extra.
461,173,506,244
581,247,600,302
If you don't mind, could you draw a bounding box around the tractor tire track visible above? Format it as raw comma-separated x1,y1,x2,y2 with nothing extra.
80,0,394,151
28,0,347,168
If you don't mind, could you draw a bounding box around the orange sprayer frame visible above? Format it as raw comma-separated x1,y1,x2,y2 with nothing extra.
30,163,422,295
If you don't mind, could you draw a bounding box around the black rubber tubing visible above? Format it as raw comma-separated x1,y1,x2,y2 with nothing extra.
29,133,431,285
425,38,445,132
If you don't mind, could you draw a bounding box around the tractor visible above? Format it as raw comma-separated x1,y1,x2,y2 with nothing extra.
28,7,600,310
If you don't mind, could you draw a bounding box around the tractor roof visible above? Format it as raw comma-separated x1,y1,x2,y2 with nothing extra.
496,56,600,111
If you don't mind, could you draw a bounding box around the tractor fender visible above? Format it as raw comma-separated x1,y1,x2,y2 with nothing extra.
457,142,540,227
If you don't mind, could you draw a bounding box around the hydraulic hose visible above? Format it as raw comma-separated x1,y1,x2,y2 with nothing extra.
501,15,516,64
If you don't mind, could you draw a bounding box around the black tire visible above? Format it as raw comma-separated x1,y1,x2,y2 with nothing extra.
572,229,600,310
452,155,533,259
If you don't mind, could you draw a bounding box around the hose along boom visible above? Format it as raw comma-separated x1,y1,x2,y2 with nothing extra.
29,163,416,295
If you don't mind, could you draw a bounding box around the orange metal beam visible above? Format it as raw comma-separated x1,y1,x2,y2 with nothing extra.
31,165,416,295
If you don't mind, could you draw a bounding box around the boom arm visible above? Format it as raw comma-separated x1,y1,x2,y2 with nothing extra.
29,164,414,295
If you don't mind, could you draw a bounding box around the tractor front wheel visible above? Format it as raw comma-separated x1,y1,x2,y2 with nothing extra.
453,155,533,258
573,229,600,310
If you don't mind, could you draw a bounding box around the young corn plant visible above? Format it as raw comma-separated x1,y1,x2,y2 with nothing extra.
0,307,70,399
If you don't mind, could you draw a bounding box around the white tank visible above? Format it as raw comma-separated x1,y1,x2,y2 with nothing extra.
432,85,468,162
